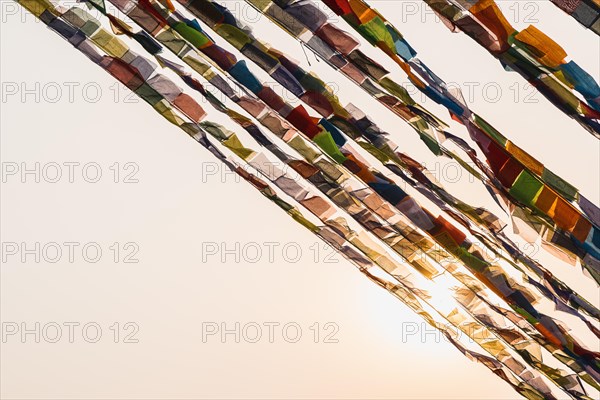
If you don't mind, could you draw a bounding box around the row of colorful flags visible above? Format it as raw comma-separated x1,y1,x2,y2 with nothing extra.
13,0,600,397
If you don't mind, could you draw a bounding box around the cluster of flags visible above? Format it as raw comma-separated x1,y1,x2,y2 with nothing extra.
14,0,600,397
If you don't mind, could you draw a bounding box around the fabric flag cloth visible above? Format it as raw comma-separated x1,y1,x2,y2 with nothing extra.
549,0,600,36
12,0,600,397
